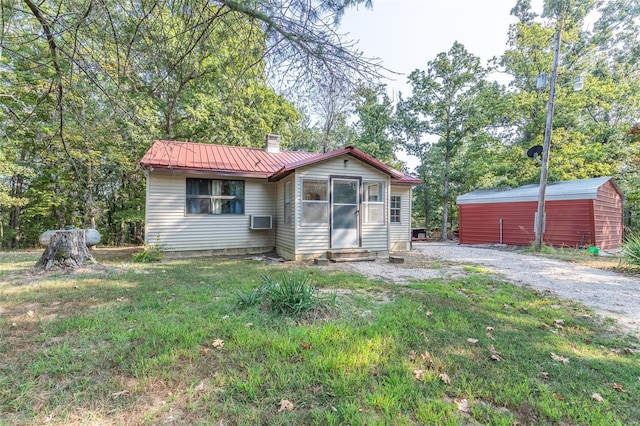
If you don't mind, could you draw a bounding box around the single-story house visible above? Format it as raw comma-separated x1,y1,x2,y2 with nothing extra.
456,177,624,250
139,136,420,260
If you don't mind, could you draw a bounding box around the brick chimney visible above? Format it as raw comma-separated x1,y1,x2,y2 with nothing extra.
265,134,281,153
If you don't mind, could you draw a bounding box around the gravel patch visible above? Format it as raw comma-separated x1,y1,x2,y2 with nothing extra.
337,242,640,338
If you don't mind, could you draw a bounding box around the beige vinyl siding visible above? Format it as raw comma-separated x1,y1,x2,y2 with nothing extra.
390,186,412,251
275,178,295,259
145,172,275,252
294,155,389,259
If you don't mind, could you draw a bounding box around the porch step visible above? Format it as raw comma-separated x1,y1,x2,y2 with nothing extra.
326,249,371,260
329,256,377,263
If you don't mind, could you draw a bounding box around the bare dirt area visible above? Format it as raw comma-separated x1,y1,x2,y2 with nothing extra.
337,242,640,338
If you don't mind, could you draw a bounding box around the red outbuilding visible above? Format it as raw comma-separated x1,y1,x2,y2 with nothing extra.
456,177,624,250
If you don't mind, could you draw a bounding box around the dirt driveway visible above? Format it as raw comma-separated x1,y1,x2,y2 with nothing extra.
340,242,640,338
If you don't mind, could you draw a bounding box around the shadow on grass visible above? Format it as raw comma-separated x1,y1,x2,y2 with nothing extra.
0,259,638,425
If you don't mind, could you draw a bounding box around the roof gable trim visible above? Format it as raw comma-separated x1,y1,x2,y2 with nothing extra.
268,146,406,181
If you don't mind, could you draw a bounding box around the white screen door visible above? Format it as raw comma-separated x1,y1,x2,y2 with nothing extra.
331,178,360,248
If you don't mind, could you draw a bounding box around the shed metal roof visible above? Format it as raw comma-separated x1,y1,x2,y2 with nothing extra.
456,177,620,205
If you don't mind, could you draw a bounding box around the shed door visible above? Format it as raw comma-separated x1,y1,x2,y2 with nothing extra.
331,178,360,248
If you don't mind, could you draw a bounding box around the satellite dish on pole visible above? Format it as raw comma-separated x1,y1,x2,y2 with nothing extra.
536,73,549,89
527,145,543,159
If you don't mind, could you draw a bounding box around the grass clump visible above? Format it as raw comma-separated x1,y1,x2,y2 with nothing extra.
236,272,327,316
131,243,164,263
622,232,640,266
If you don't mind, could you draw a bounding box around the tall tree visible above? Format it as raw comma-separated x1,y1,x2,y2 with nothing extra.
0,0,380,247
396,42,487,240
352,83,400,167
496,0,640,235
301,77,355,153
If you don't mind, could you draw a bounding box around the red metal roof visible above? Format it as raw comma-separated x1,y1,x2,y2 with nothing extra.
140,140,420,185
268,146,404,180
140,140,321,178
389,173,422,186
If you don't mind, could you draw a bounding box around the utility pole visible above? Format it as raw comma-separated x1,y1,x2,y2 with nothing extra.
534,21,563,252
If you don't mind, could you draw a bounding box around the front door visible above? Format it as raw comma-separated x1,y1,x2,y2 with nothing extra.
331,178,360,248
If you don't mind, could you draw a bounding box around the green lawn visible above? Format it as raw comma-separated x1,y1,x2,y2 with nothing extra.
1,252,638,425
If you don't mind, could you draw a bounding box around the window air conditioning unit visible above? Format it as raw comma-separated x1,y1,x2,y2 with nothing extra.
250,215,272,230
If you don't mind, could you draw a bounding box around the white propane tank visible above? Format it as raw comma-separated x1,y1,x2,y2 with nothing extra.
39,229,101,247
84,229,101,246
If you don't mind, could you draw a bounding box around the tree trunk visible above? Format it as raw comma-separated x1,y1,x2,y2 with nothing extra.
9,174,23,248
441,145,451,241
35,229,96,270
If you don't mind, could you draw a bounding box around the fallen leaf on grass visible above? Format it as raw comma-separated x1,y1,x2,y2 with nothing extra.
212,339,224,348
553,319,565,329
553,392,565,401
300,342,313,350
200,347,210,355
550,352,569,364
426,311,433,318
467,338,479,344
421,351,432,362
278,399,294,412
111,390,129,398
413,369,425,380
409,350,417,361
540,372,550,380
439,372,451,385
489,345,503,361
454,398,469,412
612,383,626,392
591,393,604,402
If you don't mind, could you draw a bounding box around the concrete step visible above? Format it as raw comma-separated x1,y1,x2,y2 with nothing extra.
329,256,377,263
326,249,371,260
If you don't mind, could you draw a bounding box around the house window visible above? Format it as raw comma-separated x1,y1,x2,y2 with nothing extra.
186,178,244,215
390,196,401,224
363,182,384,224
301,179,328,224
284,180,292,225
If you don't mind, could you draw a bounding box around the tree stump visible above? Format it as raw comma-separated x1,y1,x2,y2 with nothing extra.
35,229,96,270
